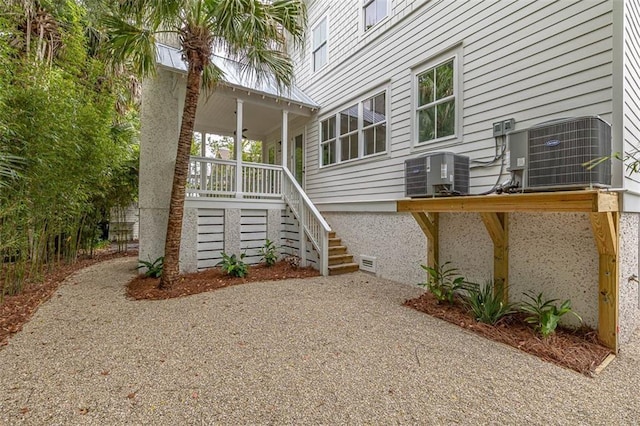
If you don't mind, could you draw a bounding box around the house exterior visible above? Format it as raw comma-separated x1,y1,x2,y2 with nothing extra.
140,0,640,351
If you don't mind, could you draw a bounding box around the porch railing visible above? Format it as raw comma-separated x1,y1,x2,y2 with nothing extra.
187,156,281,198
186,156,331,276
282,167,331,276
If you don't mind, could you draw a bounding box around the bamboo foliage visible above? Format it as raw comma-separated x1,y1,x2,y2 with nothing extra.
0,1,139,301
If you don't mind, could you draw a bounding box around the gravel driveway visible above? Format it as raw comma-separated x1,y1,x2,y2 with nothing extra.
1,257,640,424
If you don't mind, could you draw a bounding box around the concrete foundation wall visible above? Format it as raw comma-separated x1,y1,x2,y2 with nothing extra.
323,212,428,286
620,212,640,344
139,70,180,268
324,211,610,330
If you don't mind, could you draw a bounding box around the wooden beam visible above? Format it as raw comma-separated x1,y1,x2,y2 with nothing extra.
590,212,620,352
480,213,509,302
397,190,619,213
411,212,439,269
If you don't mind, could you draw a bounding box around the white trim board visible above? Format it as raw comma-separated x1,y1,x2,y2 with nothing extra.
315,200,398,213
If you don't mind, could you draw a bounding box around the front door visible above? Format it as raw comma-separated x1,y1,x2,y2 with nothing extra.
292,133,304,187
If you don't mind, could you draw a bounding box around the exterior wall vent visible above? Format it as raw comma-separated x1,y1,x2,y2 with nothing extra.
360,255,377,273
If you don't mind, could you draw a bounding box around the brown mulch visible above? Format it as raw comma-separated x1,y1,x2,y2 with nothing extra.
404,292,613,376
0,250,138,348
127,261,320,300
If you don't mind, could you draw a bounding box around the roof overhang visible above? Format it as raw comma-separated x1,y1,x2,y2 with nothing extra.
155,43,319,111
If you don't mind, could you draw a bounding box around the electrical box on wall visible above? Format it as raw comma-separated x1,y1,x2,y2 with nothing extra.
405,152,470,197
507,116,611,190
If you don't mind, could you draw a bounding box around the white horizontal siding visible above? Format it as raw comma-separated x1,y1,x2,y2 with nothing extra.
624,0,640,193
299,0,614,203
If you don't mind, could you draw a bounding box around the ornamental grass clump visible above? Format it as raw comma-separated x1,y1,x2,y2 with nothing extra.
463,280,515,325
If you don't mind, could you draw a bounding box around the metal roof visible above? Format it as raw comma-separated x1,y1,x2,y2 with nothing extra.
156,43,319,109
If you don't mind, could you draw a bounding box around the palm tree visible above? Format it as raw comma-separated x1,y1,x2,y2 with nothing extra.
103,0,306,289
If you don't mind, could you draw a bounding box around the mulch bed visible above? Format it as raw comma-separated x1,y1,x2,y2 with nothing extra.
0,250,138,348
404,292,612,376
127,261,320,300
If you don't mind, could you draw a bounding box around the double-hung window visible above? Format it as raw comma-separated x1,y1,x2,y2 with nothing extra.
340,105,359,161
364,0,388,31
321,116,336,166
320,90,387,166
363,93,386,155
416,58,456,143
312,18,328,71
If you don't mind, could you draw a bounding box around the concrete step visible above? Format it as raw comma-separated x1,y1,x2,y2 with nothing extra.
328,254,354,266
328,245,347,256
328,262,359,275
328,237,342,247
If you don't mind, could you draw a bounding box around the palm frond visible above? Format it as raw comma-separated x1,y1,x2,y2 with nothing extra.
102,14,157,78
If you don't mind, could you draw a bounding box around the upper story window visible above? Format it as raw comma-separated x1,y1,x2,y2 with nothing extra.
320,90,388,166
416,57,456,144
364,0,388,31
312,17,328,71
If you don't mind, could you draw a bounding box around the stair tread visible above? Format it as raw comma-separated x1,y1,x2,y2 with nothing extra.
328,262,359,269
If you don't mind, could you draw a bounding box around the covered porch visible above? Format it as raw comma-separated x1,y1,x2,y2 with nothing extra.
140,45,333,275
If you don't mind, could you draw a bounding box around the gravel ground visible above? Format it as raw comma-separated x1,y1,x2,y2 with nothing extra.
1,257,640,425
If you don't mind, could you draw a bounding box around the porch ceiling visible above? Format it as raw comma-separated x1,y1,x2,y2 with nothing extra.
156,43,318,140
194,91,290,140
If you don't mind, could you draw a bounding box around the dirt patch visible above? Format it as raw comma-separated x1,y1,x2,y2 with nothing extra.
404,292,612,376
1,250,137,348
127,261,320,300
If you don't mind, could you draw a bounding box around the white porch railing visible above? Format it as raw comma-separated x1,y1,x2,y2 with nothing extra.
187,156,331,275
281,167,331,276
187,157,281,198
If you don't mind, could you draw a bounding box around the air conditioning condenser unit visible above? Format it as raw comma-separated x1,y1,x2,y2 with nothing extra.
405,152,470,197
507,116,611,191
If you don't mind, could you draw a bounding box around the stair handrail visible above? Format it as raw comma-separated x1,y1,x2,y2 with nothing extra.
281,167,331,276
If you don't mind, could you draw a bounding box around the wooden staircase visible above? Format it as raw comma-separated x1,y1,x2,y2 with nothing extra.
327,231,359,275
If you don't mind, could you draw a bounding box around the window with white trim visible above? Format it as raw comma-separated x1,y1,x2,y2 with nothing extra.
320,91,387,166
364,0,387,31
416,57,456,143
312,17,328,71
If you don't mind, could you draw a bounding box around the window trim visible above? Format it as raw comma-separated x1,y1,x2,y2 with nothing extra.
362,0,390,33
318,86,390,168
312,16,329,72
411,49,462,150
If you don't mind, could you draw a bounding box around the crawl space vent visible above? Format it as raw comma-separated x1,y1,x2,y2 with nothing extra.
360,255,376,273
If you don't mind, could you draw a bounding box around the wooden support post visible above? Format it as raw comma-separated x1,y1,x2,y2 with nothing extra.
411,212,439,269
480,212,509,302
590,212,619,352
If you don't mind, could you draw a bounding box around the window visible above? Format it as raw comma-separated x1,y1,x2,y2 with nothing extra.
363,93,386,155
321,116,336,166
340,105,358,161
320,90,387,166
416,58,456,143
312,18,328,71
364,0,387,31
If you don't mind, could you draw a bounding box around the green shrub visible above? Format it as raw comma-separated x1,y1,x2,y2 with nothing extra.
464,280,515,325
218,252,249,278
520,292,582,338
137,256,163,278
419,261,465,304
259,239,278,267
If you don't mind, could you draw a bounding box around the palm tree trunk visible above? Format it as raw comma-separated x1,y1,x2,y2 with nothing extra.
159,66,202,289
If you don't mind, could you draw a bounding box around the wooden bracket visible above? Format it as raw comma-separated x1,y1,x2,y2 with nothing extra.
480,212,509,302
411,212,439,269
590,212,619,352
